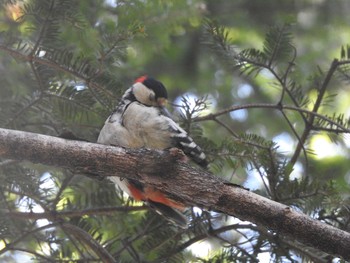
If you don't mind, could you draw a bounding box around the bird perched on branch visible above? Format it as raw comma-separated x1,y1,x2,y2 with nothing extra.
97,76,207,228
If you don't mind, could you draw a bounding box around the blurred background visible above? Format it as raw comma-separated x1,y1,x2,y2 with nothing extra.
0,0,350,262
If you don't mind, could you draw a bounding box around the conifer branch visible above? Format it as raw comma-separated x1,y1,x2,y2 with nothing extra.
0,222,59,256
0,44,116,99
194,102,350,133
5,247,54,262
156,224,259,262
60,222,117,263
290,59,347,165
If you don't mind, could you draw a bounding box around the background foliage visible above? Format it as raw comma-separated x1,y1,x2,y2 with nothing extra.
0,0,350,262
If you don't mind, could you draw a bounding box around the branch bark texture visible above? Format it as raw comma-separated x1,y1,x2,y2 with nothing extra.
0,128,349,260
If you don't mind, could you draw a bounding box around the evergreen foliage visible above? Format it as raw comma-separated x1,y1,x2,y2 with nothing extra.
0,0,349,262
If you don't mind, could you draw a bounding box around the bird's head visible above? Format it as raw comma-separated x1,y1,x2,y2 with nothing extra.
132,76,168,107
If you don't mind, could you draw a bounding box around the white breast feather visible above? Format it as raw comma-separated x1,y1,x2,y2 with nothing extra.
122,102,174,149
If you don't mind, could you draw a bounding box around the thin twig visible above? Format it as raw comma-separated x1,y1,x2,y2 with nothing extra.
7,247,55,262
30,0,56,57
0,223,59,256
212,117,239,138
51,173,75,208
5,93,43,127
5,205,147,220
194,103,350,133
152,224,259,263
60,222,117,263
290,59,343,165
279,109,308,167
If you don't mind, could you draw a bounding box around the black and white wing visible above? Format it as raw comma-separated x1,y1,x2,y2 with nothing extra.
160,108,208,168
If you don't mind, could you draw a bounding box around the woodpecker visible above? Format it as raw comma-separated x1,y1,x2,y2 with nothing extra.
97,76,207,228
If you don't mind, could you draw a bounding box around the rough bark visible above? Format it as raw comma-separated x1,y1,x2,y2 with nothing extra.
0,127,349,260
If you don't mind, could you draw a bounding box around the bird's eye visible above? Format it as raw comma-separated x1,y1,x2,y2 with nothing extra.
149,94,155,101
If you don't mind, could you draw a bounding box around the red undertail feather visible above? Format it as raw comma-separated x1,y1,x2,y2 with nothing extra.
127,184,185,211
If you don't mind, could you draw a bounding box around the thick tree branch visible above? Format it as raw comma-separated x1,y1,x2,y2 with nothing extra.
0,128,349,260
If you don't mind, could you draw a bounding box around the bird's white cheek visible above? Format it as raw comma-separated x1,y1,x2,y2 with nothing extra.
132,83,155,106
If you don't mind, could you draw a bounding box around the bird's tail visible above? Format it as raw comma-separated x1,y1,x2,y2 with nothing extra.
147,200,188,229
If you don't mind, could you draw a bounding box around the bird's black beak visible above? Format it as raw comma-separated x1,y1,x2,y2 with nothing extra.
157,98,172,118
157,97,167,107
